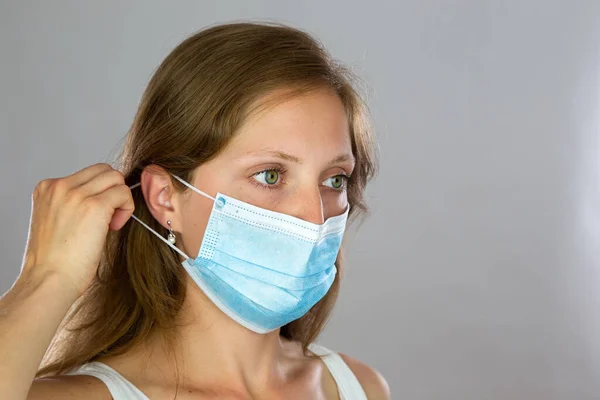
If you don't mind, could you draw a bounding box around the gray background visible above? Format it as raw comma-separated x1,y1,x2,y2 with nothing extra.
1,1,600,399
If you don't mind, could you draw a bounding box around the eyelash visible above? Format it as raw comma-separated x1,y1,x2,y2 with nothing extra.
329,174,350,191
251,167,350,192
252,166,287,191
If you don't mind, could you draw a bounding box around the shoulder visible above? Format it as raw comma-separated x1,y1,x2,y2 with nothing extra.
27,375,111,400
339,353,391,400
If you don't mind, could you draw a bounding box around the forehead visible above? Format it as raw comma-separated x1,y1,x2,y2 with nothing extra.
227,88,352,155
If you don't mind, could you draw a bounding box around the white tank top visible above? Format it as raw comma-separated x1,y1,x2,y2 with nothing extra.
67,343,367,400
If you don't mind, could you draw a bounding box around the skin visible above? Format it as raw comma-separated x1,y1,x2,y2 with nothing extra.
0,88,390,399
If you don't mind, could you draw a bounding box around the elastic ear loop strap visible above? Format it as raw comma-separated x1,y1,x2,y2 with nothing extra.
127,181,190,260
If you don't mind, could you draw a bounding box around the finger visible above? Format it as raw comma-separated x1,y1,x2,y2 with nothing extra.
109,208,134,231
92,184,135,230
77,169,126,198
64,163,113,187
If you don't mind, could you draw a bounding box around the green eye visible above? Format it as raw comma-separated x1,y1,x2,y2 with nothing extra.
331,176,344,189
254,169,280,185
323,175,347,190
265,170,279,184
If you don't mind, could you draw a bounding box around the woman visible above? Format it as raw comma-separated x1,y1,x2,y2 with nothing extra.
0,22,390,399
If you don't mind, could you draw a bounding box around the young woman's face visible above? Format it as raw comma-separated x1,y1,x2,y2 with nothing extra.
178,88,355,258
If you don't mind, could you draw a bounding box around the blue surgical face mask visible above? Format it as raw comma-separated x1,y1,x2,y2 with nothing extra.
130,175,349,334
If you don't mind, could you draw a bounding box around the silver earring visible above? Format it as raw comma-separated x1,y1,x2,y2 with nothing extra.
167,220,176,245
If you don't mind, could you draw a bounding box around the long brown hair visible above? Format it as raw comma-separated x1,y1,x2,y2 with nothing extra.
38,22,377,377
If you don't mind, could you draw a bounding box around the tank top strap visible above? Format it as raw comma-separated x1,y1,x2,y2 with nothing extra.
67,361,150,400
308,343,368,400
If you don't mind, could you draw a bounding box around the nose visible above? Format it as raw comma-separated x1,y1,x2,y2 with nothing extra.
288,186,324,225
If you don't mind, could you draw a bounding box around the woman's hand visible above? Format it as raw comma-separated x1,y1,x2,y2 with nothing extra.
22,163,135,296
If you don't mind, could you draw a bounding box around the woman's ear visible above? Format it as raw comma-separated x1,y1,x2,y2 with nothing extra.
140,165,180,231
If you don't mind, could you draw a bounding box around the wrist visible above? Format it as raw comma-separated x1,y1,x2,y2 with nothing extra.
15,267,83,305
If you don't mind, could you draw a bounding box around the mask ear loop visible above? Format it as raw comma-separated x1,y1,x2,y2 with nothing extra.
127,182,190,260
170,174,216,201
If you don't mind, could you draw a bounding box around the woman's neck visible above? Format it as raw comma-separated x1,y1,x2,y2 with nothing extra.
143,277,296,392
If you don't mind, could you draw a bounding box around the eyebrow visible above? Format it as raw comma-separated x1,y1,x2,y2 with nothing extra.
244,150,355,168
325,153,356,170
